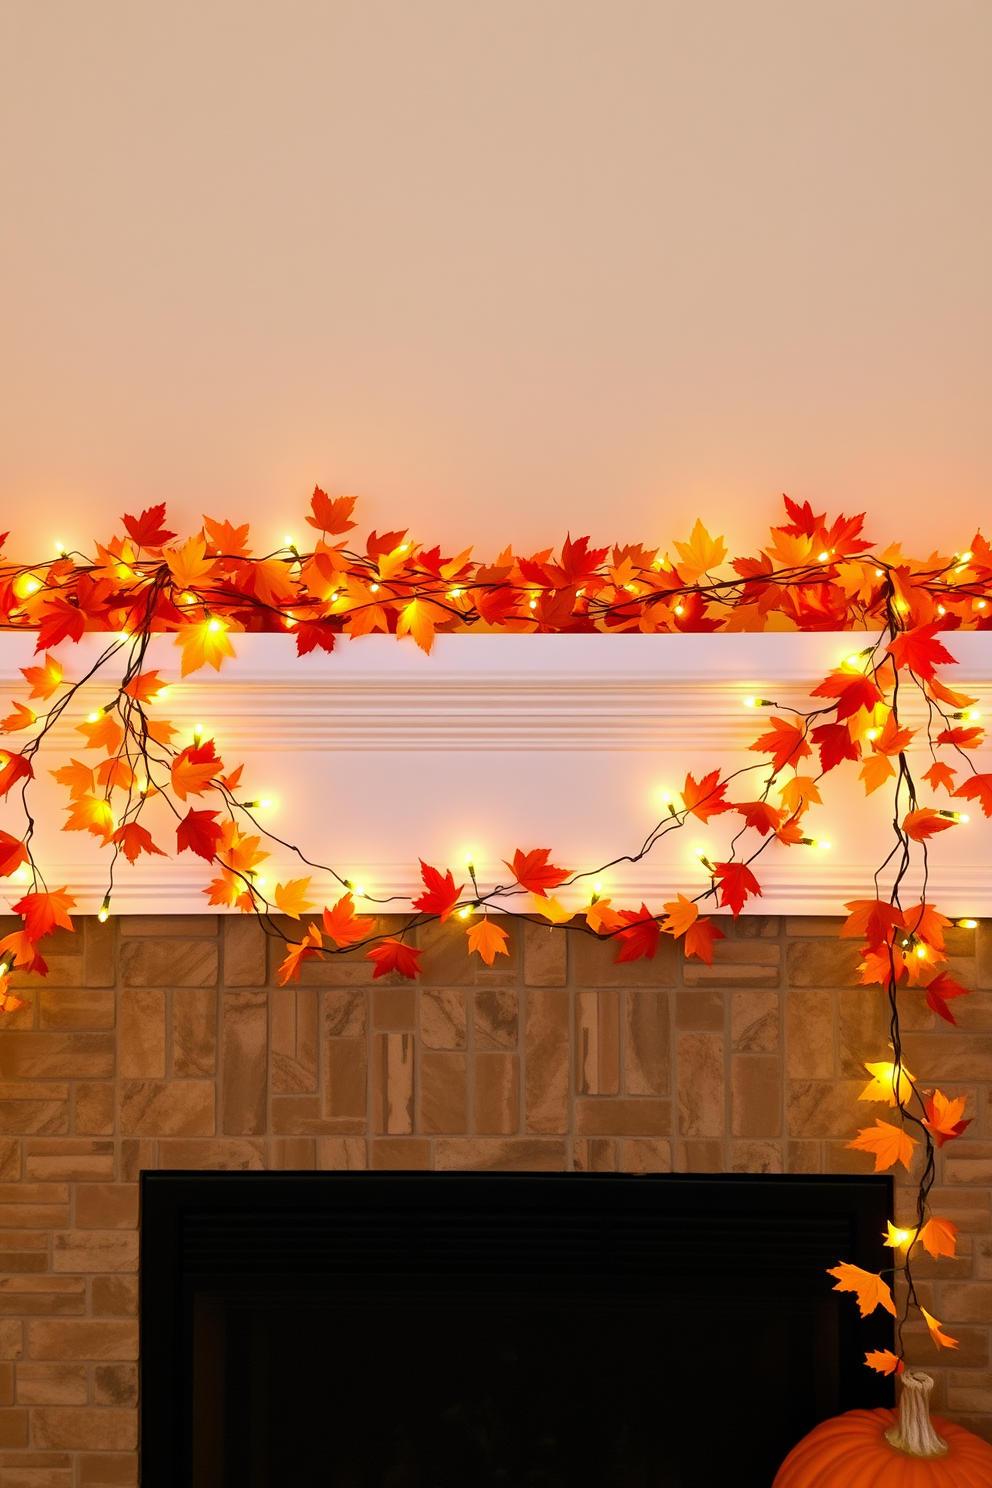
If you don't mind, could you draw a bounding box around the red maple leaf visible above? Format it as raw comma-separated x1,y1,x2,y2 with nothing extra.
812,721,861,773
293,621,337,657
504,847,570,897
412,861,464,922
748,717,811,774
681,770,731,822
11,888,75,941
936,726,983,749
902,808,956,843
886,621,957,679
713,862,762,917
924,972,970,1026
820,510,873,556
733,800,786,835
176,808,224,861
923,761,957,793
366,938,422,980
779,496,825,536
0,929,48,975
112,822,167,865
556,534,610,585
122,503,177,548
810,670,883,721
841,899,904,949
684,915,725,965
614,905,660,963
0,830,29,878
35,598,85,651
0,751,34,798
306,488,358,534
953,774,992,818
322,892,376,947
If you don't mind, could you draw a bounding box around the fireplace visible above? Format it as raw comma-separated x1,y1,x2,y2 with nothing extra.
140,1170,892,1485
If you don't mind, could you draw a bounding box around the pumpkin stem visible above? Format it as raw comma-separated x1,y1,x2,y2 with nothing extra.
884,1370,948,1458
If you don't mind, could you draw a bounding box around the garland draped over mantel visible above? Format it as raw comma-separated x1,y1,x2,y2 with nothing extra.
0,487,990,1373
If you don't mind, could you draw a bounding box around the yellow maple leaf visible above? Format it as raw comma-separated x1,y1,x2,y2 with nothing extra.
660,893,698,938
273,877,316,921
673,519,727,579
467,913,509,966
827,1261,896,1317
171,753,222,801
765,530,815,568
835,560,880,603
530,893,573,924
859,1061,914,1107
62,795,115,841
165,535,217,592
777,775,822,815
846,1118,918,1172
396,598,447,654
175,620,237,677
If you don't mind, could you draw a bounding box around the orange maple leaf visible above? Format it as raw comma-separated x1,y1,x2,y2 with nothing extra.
920,1306,958,1350
171,743,223,801
96,756,135,793
274,877,316,920
122,670,168,703
112,822,167,864
859,1061,914,1106
306,488,357,534
20,653,63,700
827,1262,896,1317
673,519,727,578
860,754,896,796
202,515,252,556
922,761,957,794
50,759,96,800
901,902,951,953
0,702,36,732
366,938,422,980
680,770,731,823
75,712,124,754
953,773,992,818
842,899,904,949
871,711,915,756
923,1090,971,1147
396,598,446,654
0,751,35,798
467,914,510,966
885,621,957,679
504,847,570,898
749,717,812,774
846,1118,918,1172
918,1217,958,1260
175,620,237,677
684,916,725,965
865,1350,904,1376
585,897,624,935
0,929,48,975
165,535,217,591
660,894,698,938
10,889,75,942
322,892,376,948
278,925,325,985
777,775,821,815
62,795,115,841
733,800,785,835
902,808,956,843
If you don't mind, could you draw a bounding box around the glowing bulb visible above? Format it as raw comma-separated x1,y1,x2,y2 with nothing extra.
193,723,204,743
13,865,29,882
817,551,829,562
593,881,604,896
259,798,272,810
97,894,111,924
958,919,978,930
866,728,880,740
255,877,267,889
54,541,66,555
674,604,684,615
875,568,884,577
966,710,981,722
87,711,102,724
370,583,380,593
22,577,40,595
529,599,537,609
916,944,928,959
885,1224,913,1248
978,600,987,610
153,686,171,701
284,536,296,549
457,906,471,920
398,543,410,552
353,884,366,898
118,631,130,643
448,589,462,599
743,697,757,707
937,605,946,615
207,618,222,633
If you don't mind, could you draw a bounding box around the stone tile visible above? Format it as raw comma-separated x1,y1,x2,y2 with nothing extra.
38,990,115,1031
271,1096,359,1135
731,1140,783,1173
0,1035,114,1081
120,916,217,937
676,1033,724,1138
573,930,676,987
119,989,165,1078
270,987,317,1092
119,1140,155,1182
838,986,891,1076
525,989,569,1134
73,1083,115,1136
93,1362,138,1408
729,917,780,939
677,1139,724,1173
522,921,567,986
370,1138,430,1170
418,918,519,986
173,988,218,1078
786,1140,821,1173
786,1079,865,1138
420,990,466,1050
15,1363,88,1405
372,1033,414,1135
31,1407,137,1450
120,1080,214,1136
675,990,724,1031
0,1099,67,1137
119,938,217,986
474,1053,519,1135
24,1142,115,1183
372,986,416,1030
420,1052,467,1134
575,991,619,1095
433,1138,566,1171
271,1137,316,1170
84,916,117,987
731,991,779,1052
52,1231,138,1274
474,989,518,1050
622,990,669,1096
573,1138,617,1172
157,1139,266,1170
223,917,267,986
786,917,846,937
316,1137,367,1170
91,1277,138,1318
27,1320,138,1360
78,1453,139,1486
786,939,863,987
222,991,267,1135
575,1099,670,1136
619,1138,672,1173
74,1186,138,1230
785,990,834,1078
324,988,368,1041
731,1055,782,1137
902,1033,992,1083
323,1038,367,1127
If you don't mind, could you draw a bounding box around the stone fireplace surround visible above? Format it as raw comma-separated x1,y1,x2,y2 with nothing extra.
0,908,989,1487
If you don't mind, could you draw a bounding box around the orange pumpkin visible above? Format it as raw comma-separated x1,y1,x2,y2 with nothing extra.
774,1370,992,1487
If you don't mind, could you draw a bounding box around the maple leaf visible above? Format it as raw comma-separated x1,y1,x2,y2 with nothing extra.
20,653,62,701
467,914,510,966
811,669,883,721
953,773,992,818
684,915,725,965
615,905,660,963
396,598,448,654
923,1090,971,1147
95,756,133,793
871,711,915,756
660,894,698,938
812,721,861,773
0,830,29,878
903,808,956,843
412,861,463,922
306,488,358,535
322,892,376,947
504,847,570,897
859,1061,914,1106
920,1306,957,1350
827,1262,896,1317
846,1118,918,1172
35,597,85,650
0,702,36,732
278,925,325,984
531,894,573,924
860,754,896,795
918,1217,958,1260
122,670,167,703
122,503,176,548
366,938,422,980
928,676,976,709
842,899,904,949
171,743,222,801
733,800,785,835
936,725,983,749
713,861,761,917
75,713,124,753
752,714,815,773
202,515,252,556
923,971,970,1025
858,946,902,986
922,761,957,793
901,902,951,953
165,535,217,592
0,751,34,798
112,822,167,864
864,1350,904,1376
0,929,48,975
274,877,316,920
50,759,96,800
175,620,236,677
886,621,957,679
777,775,821,816
176,808,224,861
62,795,115,841
680,770,731,822
0,981,25,1016
585,897,625,935
673,519,727,578
11,888,75,942
294,621,337,657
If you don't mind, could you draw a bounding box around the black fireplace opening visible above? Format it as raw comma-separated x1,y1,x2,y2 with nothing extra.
140,1171,893,1488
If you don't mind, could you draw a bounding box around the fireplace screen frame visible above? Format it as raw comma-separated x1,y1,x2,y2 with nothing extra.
140,1169,893,1487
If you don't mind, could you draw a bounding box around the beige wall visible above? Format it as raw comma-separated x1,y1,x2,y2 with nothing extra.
1,0,989,557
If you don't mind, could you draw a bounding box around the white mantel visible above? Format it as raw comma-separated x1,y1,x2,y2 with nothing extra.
1,632,990,917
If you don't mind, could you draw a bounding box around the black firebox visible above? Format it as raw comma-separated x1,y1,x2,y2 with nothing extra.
140,1170,893,1487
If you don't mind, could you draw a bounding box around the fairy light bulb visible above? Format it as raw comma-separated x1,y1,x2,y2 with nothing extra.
207,618,223,633
98,893,111,924
593,881,604,897
457,906,472,920
817,551,829,562
529,598,537,609
743,697,773,708
866,728,880,741
448,589,462,599
885,1224,913,1248
87,711,102,724
844,654,863,668
370,583,380,593
353,884,366,898
674,604,684,615
54,541,66,555
193,723,204,744
958,919,979,930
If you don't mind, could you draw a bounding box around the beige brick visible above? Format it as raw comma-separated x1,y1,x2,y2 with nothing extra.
157,1139,266,1170
373,1033,414,1135
91,1277,138,1317
0,1321,23,1359
787,1080,866,1138
0,1036,114,1081
172,988,217,1077
434,1138,566,1171
316,1137,367,1170
624,990,669,1095
731,991,779,1052
903,1323,987,1369
573,1138,618,1172
371,985,415,1030
119,988,165,1078
78,1453,139,1487
522,920,567,986
324,989,366,1039
786,939,863,987
0,1100,68,1137
977,921,992,989
24,1142,114,1183
38,990,115,1031
677,1139,724,1172
119,1141,155,1183
420,1052,467,1134
119,938,217,987
84,914,117,987
575,1099,670,1137
53,1231,137,1274
525,989,569,1134
732,1140,783,1173
683,960,779,989
223,917,267,986
838,986,890,1077
677,1033,724,1138
27,1321,137,1360
474,1053,519,1135
575,991,619,1095
420,990,466,1050
15,1364,87,1405
902,1033,992,1083
0,1279,85,1319
941,1284,992,1324
74,1186,138,1230
370,1138,431,1170
675,990,724,1030
786,917,846,937
619,1138,672,1173
323,1038,367,1127
270,987,317,1092
73,1083,114,1136
271,1137,316,1169
785,990,834,1078
271,1095,358,1135
0,1141,20,1181
31,1408,136,1450
418,917,519,987
732,1055,781,1137
222,991,267,1134
93,1363,138,1408
120,916,216,937
120,1080,214,1136
0,1407,28,1446
474,989,518,1050
573,931,676,987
